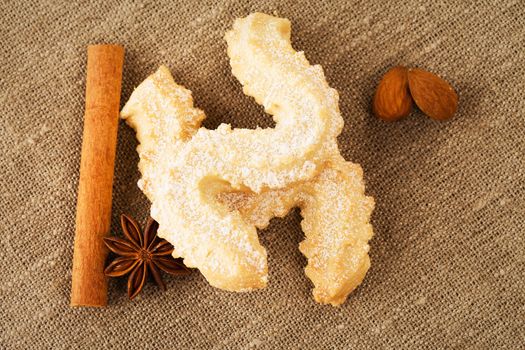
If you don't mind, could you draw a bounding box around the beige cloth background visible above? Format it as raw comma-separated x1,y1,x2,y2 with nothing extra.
1,0,524,349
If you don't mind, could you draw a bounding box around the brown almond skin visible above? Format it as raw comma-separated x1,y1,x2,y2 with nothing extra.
373,66,413,121
407,68,458,121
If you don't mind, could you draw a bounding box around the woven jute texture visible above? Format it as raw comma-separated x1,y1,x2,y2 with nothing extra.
1,0,524,349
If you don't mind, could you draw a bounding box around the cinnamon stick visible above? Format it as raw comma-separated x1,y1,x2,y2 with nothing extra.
71,45,124,307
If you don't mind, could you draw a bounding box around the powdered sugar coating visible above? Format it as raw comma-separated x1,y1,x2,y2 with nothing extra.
218,157,374,305
121,13,374,305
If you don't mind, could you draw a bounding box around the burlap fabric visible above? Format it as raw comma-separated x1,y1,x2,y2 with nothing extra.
1,0,524,348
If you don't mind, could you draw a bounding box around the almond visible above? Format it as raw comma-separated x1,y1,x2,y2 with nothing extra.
373,66,413,121
407,68,458,121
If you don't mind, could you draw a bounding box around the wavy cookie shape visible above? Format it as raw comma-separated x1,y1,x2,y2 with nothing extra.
121,13,374,305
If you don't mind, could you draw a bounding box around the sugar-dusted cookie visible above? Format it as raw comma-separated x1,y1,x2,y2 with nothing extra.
121,13,374,305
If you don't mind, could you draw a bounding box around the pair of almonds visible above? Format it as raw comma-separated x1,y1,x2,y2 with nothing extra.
373,66,458,121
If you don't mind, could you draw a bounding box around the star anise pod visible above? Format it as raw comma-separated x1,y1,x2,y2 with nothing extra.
103,214,190,299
